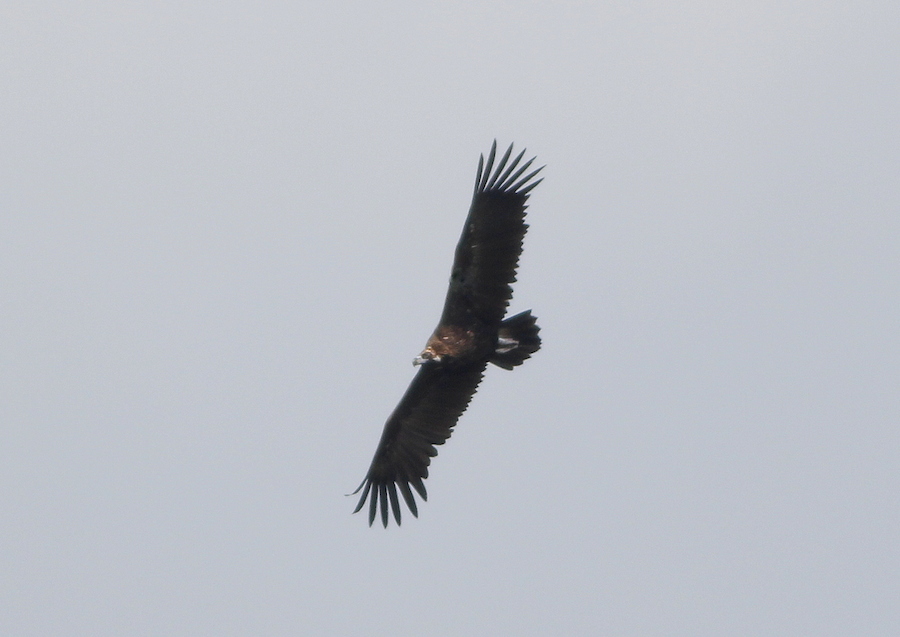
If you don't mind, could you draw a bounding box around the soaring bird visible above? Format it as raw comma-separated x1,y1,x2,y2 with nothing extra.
352,141,543,527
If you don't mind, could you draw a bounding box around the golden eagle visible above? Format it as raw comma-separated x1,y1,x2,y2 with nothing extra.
352,142,543,527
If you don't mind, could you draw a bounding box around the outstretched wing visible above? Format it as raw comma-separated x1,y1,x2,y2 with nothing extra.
352,362,486,527
440,141,544,326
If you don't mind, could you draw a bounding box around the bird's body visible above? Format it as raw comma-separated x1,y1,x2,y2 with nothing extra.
352,142,543,527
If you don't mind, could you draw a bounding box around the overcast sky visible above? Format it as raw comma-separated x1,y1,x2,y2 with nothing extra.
2,2,898,635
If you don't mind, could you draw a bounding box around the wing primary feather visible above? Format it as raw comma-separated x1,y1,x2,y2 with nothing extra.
378,483,389,528
518,178,543,196
510,167,545,194
352,480,372,514
398,481,418,517
499,156,537,190
478,140,498,192
411,476,428,501
490,148,527,193
350,477,366,496
387,482,402,525
485,143,514,190
367,483,378,526
473,154,485,196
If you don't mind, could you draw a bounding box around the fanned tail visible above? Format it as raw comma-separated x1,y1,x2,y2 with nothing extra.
490,310,541,370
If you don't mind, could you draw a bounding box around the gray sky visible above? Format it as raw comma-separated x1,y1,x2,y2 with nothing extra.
2,2,898,635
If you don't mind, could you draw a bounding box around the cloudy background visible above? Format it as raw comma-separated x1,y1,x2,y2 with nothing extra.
2,2,898,635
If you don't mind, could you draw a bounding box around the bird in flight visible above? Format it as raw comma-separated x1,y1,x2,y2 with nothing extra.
352,141,543,527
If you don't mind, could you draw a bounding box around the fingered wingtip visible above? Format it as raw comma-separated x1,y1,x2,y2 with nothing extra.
474,141,542,196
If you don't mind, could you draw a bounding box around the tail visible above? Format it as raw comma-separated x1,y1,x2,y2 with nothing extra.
490,310,541,370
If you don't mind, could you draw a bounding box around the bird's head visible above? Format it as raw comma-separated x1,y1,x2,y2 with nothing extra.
413,347,442,366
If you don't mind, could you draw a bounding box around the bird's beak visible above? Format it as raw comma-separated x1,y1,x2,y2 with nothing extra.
413,356,426,366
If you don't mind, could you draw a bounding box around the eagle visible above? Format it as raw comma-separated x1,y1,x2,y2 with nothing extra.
352,141,543,527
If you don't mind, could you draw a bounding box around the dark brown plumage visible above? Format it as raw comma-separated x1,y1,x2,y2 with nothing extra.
352,142,543,527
